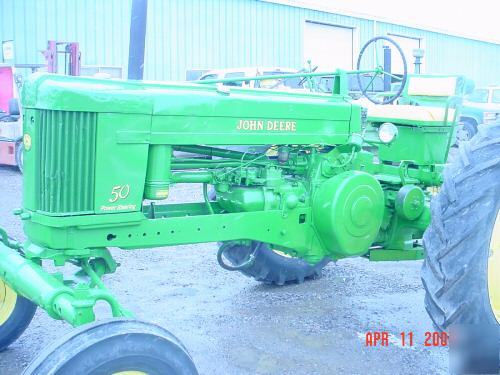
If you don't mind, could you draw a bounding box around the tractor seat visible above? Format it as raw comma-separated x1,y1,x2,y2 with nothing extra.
367,105,456,125
367,75,460,126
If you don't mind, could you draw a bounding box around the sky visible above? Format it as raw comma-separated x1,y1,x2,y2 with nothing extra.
280,0,500,44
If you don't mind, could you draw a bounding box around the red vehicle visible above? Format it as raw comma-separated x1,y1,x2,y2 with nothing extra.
0,41,81,172
0,65,22,172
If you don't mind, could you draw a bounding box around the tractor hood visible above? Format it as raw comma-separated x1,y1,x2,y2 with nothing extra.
21,73,353,121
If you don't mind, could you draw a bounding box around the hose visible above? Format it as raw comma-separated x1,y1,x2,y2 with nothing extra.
203,183,214,215
0,227,22,251
217,242,258,271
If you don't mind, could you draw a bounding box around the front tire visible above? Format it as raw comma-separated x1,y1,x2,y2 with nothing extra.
15,140,23,173
24,319,198,375
422,123,499,330
221,241,330,285
0,279,37,351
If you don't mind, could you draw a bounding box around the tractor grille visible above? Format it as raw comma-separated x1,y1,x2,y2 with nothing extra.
36,110,97,214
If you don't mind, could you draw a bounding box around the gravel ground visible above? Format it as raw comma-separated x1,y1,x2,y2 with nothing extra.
0,164,451,375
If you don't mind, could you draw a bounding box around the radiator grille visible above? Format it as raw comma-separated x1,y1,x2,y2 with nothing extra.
36,110,97,214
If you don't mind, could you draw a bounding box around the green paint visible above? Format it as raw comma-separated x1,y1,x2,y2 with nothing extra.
0,71,464,327
313,171,384,257
368,248,425,261
144,145,172,200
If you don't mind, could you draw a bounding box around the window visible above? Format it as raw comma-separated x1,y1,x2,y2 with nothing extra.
491,89,500,104
223,72,248,87
200,74,218,81
259,71,301,89
467,89,489,103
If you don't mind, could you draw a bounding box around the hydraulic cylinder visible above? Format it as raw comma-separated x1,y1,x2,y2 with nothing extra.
0,242,82,325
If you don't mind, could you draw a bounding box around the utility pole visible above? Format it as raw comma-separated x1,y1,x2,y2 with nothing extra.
128,0,148,80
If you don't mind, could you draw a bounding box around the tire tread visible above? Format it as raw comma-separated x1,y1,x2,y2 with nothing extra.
422,123,500,330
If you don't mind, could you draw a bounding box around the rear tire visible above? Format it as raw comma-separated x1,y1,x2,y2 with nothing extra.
221,241,330,285
23,319,198,375
422,123,500,330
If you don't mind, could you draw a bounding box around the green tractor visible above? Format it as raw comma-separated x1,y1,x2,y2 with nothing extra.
0,37,498,374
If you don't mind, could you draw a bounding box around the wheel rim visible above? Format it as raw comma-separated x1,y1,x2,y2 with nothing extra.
272,249,292,258
488,209,500,324
0,280,17,325
456,125,470,142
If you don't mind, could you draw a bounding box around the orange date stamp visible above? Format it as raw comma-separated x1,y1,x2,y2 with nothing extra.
364,331,449,347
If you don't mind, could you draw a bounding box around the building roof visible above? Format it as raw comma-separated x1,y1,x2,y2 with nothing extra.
261,0,500,45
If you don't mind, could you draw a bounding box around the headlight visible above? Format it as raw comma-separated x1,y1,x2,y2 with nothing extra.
483,112,498,124
378,122,398,144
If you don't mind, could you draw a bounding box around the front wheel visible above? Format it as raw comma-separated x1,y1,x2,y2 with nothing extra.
15,140,24,173
0,279,37,351
220,241,330,285
23,319,198,375
422,123,499,330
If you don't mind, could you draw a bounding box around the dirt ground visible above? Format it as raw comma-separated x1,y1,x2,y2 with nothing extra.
0,164,450,375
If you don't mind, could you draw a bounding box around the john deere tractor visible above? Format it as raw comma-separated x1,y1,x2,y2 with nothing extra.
0,37,497,374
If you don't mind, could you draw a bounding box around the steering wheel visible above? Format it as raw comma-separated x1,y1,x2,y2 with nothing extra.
298,66,319,87
356,36,407,105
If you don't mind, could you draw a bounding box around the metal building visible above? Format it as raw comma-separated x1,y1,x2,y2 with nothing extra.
1,0,499,86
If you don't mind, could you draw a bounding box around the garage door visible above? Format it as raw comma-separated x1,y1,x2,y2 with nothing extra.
304,22,354,71
386,34,422,74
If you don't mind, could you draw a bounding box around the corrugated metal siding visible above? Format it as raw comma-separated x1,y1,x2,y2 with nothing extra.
0,0,131,75
0,0,498,86
144,0,373,80
377,22,500,86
